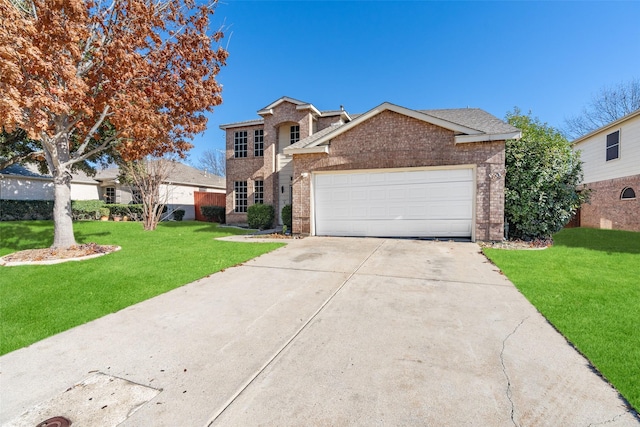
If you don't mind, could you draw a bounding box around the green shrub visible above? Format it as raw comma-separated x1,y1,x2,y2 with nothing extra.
71,200,106,220
99,207,110,218
0,200,54,221
281,204,292,229
247,204,275,230
105,204,144,221
201,205,225,223
173,209,185,221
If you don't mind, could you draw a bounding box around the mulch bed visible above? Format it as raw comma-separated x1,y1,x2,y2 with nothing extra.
478,238,553,250
1,243,120,264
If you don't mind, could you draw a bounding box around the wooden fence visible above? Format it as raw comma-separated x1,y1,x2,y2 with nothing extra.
194,191,226,221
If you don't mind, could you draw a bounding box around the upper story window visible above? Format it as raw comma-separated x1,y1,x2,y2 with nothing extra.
234,131,248,158
290,125,300,144
254,130,264,157
254,179,264,204
606,130,619,161
621,187,636,200
234,181,247,213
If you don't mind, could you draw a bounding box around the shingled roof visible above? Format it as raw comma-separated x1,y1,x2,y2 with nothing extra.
285,102,520,154
94,162,225,189
420,108,518,135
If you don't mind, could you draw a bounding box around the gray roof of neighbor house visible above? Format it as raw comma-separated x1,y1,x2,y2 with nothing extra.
94,162,225,189
0,162,98,183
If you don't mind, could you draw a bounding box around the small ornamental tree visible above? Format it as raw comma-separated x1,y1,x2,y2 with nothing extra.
505,108,589,240
0,0,227,248
119,158,174,231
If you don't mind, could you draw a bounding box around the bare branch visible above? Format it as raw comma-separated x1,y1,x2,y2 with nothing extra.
564,78,640,139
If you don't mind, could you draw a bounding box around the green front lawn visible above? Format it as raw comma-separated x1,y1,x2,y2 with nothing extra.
484,228,640,411
0,220,284,355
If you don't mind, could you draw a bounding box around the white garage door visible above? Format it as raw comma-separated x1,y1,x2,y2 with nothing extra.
314,168,474,238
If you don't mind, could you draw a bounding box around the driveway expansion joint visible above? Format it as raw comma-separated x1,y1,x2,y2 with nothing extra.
500,316,529,427
205,240,387,426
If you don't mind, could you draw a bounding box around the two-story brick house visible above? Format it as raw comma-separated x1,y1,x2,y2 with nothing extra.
221,97,520,241
571,109,640,231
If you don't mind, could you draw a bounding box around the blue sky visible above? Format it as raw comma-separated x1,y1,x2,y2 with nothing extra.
186,0,640,164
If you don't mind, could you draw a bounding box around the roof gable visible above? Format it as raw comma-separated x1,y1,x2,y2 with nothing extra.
257,96,321,117
285,102,520,154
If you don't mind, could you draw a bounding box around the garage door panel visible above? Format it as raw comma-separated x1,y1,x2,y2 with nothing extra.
314,168,474,238
317,219,472,238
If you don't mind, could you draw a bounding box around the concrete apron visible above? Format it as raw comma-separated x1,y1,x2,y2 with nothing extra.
1,238,636,426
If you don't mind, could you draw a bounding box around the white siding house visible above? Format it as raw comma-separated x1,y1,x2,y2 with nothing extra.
0,164,99,201
1,162,225,221
572,109,640,231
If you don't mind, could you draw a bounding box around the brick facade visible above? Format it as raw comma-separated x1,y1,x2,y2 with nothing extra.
291,111,506,241
579,174,640,231
225,101,317,224
224,100,509,241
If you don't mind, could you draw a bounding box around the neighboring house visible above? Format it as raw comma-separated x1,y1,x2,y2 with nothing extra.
0,163,100,201
571,109,640,232
221,96,520,241
0,161,225,221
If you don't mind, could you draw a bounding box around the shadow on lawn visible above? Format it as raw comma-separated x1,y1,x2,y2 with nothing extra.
0,220,112,253
0,220,55,251
554,228,640,254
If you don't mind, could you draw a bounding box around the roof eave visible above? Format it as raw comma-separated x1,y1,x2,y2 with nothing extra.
296,103,321,116
571,108,640,145
219,119,264,129
284,145,330,155
455,131,522,144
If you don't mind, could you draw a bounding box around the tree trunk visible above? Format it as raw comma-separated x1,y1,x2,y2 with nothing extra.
52,170,77,248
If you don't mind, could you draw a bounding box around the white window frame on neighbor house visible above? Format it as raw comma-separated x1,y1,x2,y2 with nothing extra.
290,125,300,144
606,130,620,161
254,130,264,157
234,181,247,213
254,179,264,204
234,131,248,158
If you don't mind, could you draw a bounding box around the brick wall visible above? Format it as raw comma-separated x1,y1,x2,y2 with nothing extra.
292,110,506,241
225,101,314,224
579,174,640,231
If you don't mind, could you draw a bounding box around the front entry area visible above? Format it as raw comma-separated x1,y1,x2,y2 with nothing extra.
313,167,474,238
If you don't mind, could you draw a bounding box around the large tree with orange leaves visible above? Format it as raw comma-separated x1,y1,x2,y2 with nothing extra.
0,0,227,248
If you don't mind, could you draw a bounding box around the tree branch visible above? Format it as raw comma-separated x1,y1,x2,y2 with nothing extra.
73,104,111,157
0,150,45,170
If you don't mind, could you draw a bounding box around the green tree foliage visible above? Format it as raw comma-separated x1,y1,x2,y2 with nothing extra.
505,109,588,240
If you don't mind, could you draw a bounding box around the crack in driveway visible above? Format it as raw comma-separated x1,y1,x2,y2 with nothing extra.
500,317,529,427
588,411,636,426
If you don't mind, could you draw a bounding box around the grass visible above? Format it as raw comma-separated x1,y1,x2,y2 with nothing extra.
0,220,284,355
483,228,640,412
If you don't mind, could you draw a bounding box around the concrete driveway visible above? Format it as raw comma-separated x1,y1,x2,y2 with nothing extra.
1,237,637,426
